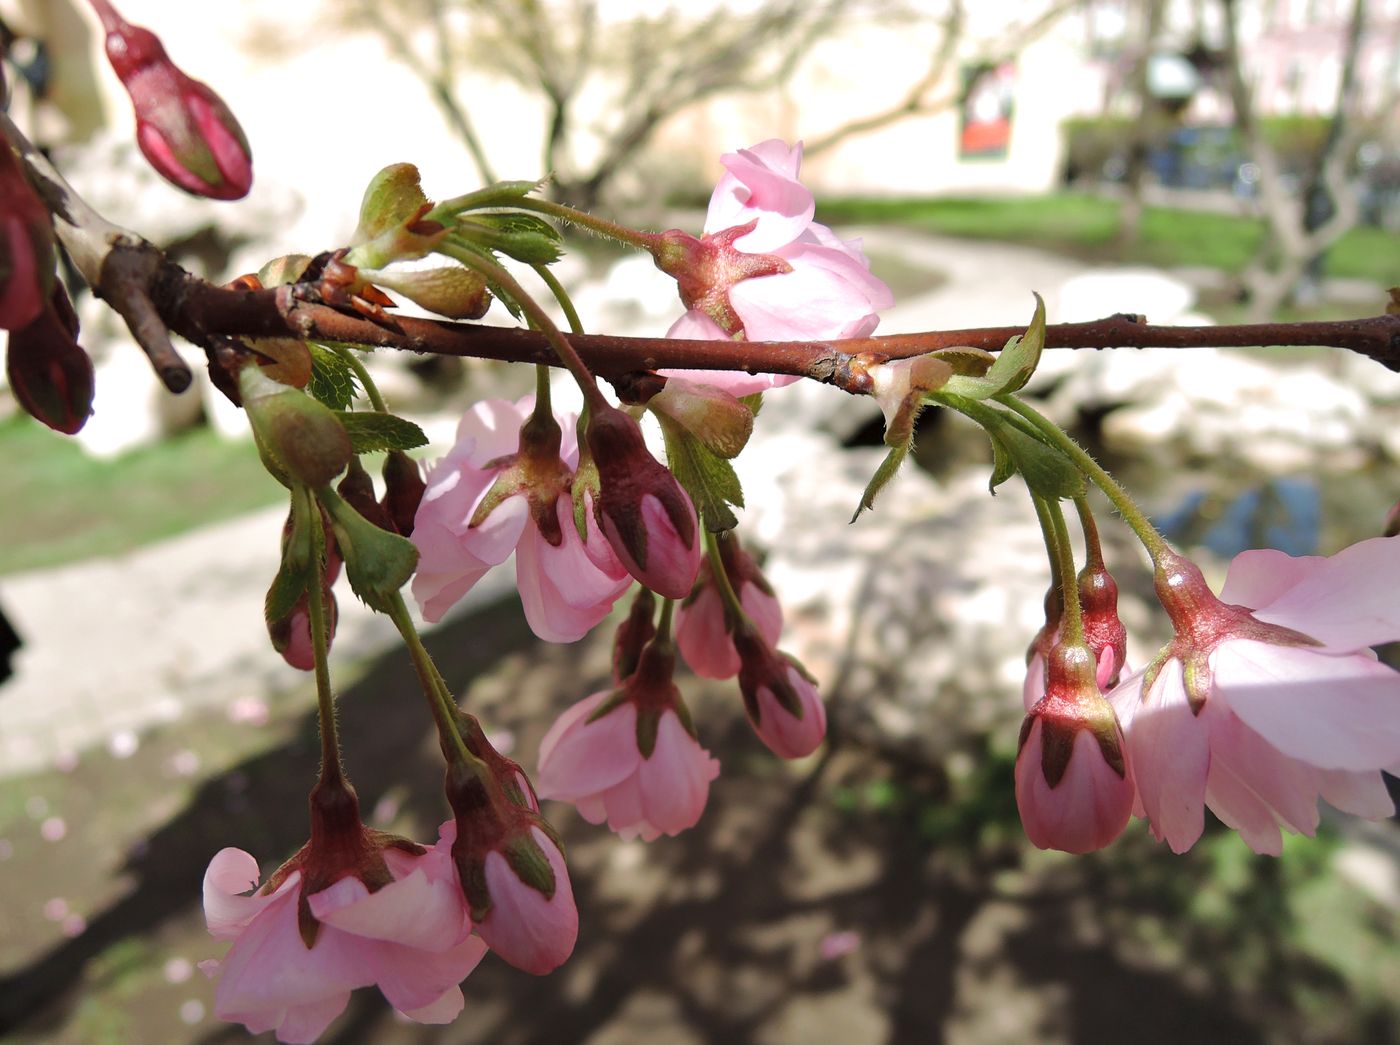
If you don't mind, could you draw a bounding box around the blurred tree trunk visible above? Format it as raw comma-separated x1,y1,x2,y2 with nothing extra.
1221,0,1369,320
1117,0,1166,246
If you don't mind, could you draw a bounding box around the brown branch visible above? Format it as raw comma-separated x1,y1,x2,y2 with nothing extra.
156,263,1400,395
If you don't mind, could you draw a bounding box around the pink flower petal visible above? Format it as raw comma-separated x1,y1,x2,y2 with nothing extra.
452,397,531,460
1219,548,1324,608
268,993,352,1045
730,265,881,342
676,585,739,679
309,866,468,953
1213,640,1400,771
636,710,720,836
477,828,578,974
203,848,293,939
398,984,467,1025
366,934,487,1012
1121,660,1210,853
706,140,814,252
536,694,640,800
1317,768,1397,819
1248,537,1400,648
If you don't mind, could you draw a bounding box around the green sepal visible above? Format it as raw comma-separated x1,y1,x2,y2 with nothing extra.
314,486,419,613
307,344,361,410
851,440,910,522
504,831,557,900
941,294,1046,400
656,414,743,533
739,392,764,417
266,499,315,624
635,706,661,759
333,411,429,454
941,395,1084,502
454,214,562,266
353,163,430,245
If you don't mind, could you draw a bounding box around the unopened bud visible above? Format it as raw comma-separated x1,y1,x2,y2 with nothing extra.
5,285,95,434
353,163,429,244
0,144,56,332
95,0,252,200
381,450,426,536
612,587,656,682
647,376,754,458
358,263,491,320
585,405,700,599
733,630,826,758
1078,563,1128,689
239,365,352,487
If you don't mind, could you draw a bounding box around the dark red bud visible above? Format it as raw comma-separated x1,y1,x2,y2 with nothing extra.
6,286,95,434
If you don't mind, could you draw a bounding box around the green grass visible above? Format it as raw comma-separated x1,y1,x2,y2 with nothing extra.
0,416,283,575
819,192,1400,287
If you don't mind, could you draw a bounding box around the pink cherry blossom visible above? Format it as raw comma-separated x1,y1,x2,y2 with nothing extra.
1108,539,1400,855
537,689,719,841
475,826,578,974
201,822,485,1043
1016,644,1135,854
412,397,630,641
657,139,894,397
750,664,827,759
676,553,783,680
1016,714,1135,855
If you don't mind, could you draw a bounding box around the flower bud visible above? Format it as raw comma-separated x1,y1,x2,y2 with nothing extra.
676,536,783,680
94,0,252,200
381,450,426,537
647,376,754,458
585,405,700,599
1078,563,1128,690
733,631,826,758
1015,643,1134,854
358,263,491,321
5,285,95,434
0,144,56,332
239,364,352,487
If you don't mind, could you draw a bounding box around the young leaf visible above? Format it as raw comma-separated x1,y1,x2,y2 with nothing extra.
942,294,1047,400
333,411,429,454
307,344,361,410
657,415,743,532
852,440,910,521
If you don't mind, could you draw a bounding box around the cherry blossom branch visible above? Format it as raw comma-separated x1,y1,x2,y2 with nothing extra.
166,274,1400,392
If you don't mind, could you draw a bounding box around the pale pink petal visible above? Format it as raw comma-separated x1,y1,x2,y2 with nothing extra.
1219,548,1324,608
458,494,530,565
1249,537,1400,648
515,505,630,643
706,140,813,252
1213,640,1400,770
598,775,653,841
309,867,469,952
774,237,895,312
452,397,531,460
1317,768,1397,819
731,265,881,342
676,585,739,679
269,993,352,1045
1201,699,1321,841
743,583,784,647
367,934,487,1012
602,493,700,600
659,311,803,397
203,848,290,939
398,985,466,1025
537,695,640,800
477,828,578,974
213,892,368,1020
1122,660,1210,853
636,711,719,836
1203,757,1286,856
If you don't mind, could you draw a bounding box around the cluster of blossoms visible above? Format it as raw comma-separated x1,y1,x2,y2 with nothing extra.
192,139,887,1040
1015,535,1400,858
6,12,1396,1028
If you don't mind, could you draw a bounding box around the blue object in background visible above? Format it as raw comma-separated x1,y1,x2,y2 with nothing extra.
1155,478,1320,558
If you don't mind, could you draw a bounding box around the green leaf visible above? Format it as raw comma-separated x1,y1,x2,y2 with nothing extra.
354,164,429,244
938,393,1084,501
941,294,1047,400
333,411,429,454
985,429,1017,493
852,440,909,521
657,415,743,532
307,344,361,410
454,214,563,266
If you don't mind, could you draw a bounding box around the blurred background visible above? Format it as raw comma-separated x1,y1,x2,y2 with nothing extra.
1,0,1398,1042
